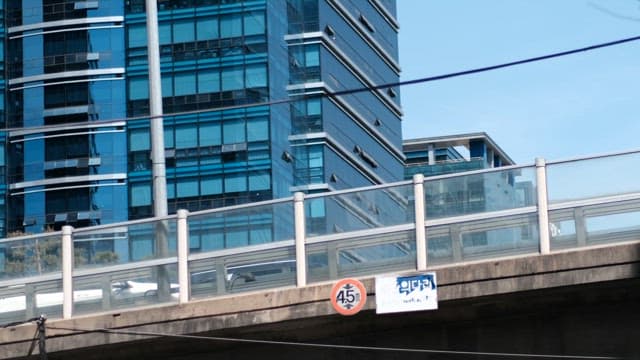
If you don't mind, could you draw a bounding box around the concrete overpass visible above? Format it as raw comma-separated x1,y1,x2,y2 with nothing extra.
1,240,639,359
2,150,640,358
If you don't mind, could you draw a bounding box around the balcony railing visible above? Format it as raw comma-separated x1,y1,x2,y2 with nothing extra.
2,149,640,325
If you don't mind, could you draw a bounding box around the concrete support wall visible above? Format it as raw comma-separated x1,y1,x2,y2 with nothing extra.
1,241,639,359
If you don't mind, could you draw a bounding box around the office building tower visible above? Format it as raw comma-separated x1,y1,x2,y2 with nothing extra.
403,133,521,216
2,0,403,238
403,133,514,179
403,133,534,250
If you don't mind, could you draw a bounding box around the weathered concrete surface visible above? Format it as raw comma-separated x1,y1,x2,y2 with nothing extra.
1,241,639,359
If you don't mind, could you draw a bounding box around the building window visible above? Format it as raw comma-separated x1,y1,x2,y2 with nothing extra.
177,178,199,198
294,144,324,185
46,135,89,161
244,11,266,35
247,117,268,141
249,172,270,191
175,125,198,149
173,20,195,43
223,119,245,144
198,70,220,93
305,46,319,67
131,183,152,206
128,77,149,100
159,23,172,45
201,176,223,195
127,24,147,48
225,173,247,193
287,0,319,33
199,122,222,146
197,17,219,40
167,180,176,199
45,83,89,108
289,44,320,83
46,188,91,215
174,72,196,96
220,13,242,38
226,230,248,248
292,98,322,134
161,74,174,97
221,67,244,91
245,64,267,88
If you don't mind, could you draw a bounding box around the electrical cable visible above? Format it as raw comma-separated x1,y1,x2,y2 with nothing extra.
0,315,48,359
47,325,622,360
2,34,640,135
1,317,41,328
36,316,48,360
588,2,640,23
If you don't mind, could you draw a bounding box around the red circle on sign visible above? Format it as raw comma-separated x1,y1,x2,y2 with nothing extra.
330,278,367,316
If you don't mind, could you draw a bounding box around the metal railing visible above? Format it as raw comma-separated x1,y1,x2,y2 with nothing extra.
2,149,640,325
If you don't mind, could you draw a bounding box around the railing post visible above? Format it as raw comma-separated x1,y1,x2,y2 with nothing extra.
328,243,338,280
215,261,227,295
413,174,427,271
25,284,36,319
536,158,551,254
574,207,587,246
177,209,190,304
62,225,74,319
101,275,112,311
294,192,307,287
450,225,463,262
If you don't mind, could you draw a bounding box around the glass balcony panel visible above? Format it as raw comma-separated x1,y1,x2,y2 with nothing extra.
426,214,539,266
188,201,294,253
424,167,537,219
73,219,178,269
306,230,415,283
549,198,640,250
0,234,63,280
73,263,179,315
586,212,640,242
189,245,296,299
547,218,578,251
306,184,414,237
547,153,640,203
406,158,486,177
0,279,63,325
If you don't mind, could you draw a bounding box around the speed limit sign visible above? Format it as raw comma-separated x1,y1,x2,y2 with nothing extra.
330,278,367,316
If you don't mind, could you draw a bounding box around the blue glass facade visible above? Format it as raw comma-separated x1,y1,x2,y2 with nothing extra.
5,1,127,235
2,0,402,238
287,0,403,192
125,1,277,221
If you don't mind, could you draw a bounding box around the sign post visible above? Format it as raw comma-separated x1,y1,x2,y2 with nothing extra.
330,278,367,316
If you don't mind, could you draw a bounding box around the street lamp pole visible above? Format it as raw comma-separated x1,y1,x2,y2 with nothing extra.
145,0,170,299
145,0,168,219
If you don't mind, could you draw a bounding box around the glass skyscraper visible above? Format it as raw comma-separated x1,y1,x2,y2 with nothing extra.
2,0,403,238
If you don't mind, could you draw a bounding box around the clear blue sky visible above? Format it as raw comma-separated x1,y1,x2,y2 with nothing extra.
397,0,640,164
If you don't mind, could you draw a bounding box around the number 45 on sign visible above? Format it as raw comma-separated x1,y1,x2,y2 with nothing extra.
330,278,367,316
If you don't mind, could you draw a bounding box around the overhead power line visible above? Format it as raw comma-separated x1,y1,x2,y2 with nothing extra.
47,325,622,360
588,2,640,23
3,34,640,135
348,34,640,95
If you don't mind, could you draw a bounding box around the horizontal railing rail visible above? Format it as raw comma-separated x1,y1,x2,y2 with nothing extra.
545,147,640,166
